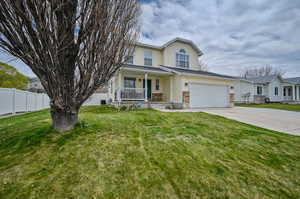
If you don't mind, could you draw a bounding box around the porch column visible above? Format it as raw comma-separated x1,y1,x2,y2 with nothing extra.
144,73,148,102
298,86,300,101
118,72,122,102
295,86,298,101
293,85,296,101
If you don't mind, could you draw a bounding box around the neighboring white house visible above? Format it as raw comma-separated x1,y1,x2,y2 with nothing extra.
234,75,300,103
27,77,45,93
108,37,236,108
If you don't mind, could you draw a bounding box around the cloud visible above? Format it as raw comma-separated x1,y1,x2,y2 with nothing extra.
139,0,300,77
0,0,299,78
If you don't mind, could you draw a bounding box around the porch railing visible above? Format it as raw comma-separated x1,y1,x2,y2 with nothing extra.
117,88,145,101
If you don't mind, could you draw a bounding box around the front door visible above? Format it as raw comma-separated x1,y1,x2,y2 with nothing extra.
143,79,152,100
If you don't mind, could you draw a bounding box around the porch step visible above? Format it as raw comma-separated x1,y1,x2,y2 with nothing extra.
150,103,170,110
112,101,172,109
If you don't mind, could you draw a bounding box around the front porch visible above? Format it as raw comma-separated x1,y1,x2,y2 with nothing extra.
111,67,174,103
283,85,300,102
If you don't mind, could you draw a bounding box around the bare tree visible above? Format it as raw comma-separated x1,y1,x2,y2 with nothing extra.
241,64,286,78
198,60,209,71
0,0,140,132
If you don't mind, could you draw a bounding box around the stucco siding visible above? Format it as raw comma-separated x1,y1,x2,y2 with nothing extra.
133,46,163,67
182,75,232,92
171,75,183,103
162,41,200,70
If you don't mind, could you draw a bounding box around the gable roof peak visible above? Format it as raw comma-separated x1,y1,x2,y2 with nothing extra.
136,37,203,56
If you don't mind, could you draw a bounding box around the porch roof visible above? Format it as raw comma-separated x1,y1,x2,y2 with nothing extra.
160,65,236,80
121,64,172,75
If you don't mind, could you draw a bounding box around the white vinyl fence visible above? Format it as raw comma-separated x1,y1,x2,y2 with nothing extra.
0,88,108,116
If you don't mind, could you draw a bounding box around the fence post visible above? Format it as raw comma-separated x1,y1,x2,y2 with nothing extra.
35,93,38,111
25,92,28,112
42,94,45,109
12,88,16,115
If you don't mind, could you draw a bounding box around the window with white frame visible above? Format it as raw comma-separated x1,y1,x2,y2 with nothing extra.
124,77,136,88
144,50,153,66
176,49,189,68
257,86,263,95
274,87,278,96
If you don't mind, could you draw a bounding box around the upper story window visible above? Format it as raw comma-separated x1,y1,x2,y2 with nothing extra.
176,49,189,68
125,56,134,64
144,50,153,66
257,86,263,95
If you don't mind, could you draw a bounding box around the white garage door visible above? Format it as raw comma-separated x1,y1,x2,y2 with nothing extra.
190,83,229,108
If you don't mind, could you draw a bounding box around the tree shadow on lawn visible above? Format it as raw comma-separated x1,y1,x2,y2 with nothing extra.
0,106,122,156
0,118,102,171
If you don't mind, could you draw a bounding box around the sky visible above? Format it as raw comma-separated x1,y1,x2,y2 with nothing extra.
0,0,299,78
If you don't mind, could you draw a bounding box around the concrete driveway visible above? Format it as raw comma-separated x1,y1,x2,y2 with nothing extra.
161,107,300,136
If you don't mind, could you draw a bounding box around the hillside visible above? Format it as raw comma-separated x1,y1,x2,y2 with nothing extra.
0,61,29,89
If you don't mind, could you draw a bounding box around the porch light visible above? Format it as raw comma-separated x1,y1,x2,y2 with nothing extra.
185,82,188,87
138,78,142,82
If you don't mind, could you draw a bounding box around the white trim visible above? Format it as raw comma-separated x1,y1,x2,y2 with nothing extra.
181,73,235,81
144,73,148,102
135,37,204,56
121,68,172,75
159,66,235,81
175,48,190,68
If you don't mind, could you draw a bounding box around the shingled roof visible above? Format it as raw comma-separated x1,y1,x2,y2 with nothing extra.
121,64,236,80
284,77,300,84
160,66,236,79
136,37,203,56
241,75,280,84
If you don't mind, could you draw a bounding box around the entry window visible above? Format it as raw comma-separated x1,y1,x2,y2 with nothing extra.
144,50,153,66
124,77,136,88
176,49,189,68
155,79,160,91
274,87,278,96
257,86,263,95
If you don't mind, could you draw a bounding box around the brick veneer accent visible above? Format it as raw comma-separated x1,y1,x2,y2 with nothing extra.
183,91,190,104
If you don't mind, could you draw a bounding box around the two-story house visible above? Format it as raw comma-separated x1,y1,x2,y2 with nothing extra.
108,38,235,108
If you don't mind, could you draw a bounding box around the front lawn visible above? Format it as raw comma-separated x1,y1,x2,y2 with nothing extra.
0,106,299,199
236,103,300,112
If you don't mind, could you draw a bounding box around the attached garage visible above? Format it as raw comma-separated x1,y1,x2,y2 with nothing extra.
189,83,229,108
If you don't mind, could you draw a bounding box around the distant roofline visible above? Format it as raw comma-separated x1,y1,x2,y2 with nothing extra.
135,37,204,56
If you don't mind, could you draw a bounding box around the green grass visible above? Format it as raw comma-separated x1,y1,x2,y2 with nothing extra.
236,103,300,112
0,106,300,199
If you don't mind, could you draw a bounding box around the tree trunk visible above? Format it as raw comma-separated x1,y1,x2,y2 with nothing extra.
51,108,79,132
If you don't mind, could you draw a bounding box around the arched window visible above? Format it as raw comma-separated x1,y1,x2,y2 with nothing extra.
176,49,189,68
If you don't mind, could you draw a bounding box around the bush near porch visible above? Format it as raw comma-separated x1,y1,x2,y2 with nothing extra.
0,106,299,198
